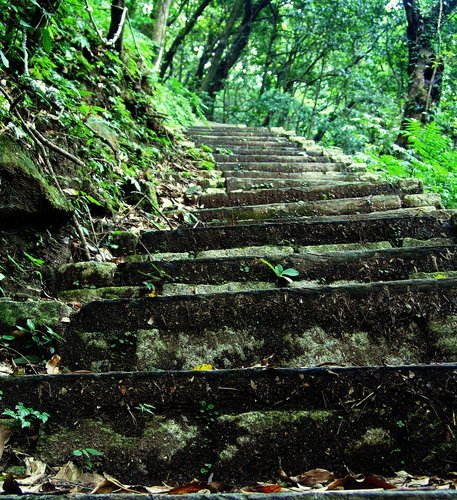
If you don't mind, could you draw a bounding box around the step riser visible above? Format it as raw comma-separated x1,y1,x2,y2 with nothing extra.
222,165,349,175
196,195,403,222
51,246,457,291
2,367,457,484
131,214,454,253
197,180,423,208
64,279,457,372
226,177,363,191
2,367,455,483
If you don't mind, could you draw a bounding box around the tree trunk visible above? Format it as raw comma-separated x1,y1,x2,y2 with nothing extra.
201,0,271,117
398,0,457,143
160,0,213,78
107,0,126,53
152,0,173,70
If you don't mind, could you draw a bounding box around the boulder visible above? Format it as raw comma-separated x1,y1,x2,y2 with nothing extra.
0,136,72,227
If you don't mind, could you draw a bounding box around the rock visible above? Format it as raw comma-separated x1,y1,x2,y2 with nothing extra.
0,136,72,227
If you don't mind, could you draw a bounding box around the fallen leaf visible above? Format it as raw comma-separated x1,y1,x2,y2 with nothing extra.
165,482,208,494
192,364,214,371
90,473,142,494
0,360,14,376
148,290,158,298
282,468,335,487
53,461,82,482
46,354,61,375
245,484,282,493
0,423,13,459
19,457,48,485
327,475,396,490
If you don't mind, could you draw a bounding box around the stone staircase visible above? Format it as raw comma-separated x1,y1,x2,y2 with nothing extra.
2,124,457,488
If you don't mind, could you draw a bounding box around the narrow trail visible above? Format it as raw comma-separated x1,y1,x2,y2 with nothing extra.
4,124,457,486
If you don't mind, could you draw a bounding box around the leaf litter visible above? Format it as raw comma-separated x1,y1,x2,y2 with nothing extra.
1,456,456,495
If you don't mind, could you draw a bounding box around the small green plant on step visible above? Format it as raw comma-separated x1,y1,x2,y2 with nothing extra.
72,448,104,471
15,319,62,356
2,403,50,429
260,259,300,283
135,403,156,416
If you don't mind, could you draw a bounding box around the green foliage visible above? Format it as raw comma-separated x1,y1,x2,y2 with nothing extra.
135,403,156,415
3,403,50,429
369,121,457,207
260,259,300,283
72,448,104,471
15,319,62,356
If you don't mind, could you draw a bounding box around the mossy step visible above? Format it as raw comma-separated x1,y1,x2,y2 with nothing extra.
222,165,349,175
197,179,423,208
216,155,332,164
225,175,376,191
63,277,457,371
51,243,457,293
194,138,291,147
195,195,403,222
219,158,357,166
213,147,304,155
132,211,456,254
2,365,455,483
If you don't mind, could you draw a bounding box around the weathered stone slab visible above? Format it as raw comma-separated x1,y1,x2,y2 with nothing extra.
137,212,455,253
195,195,402,222
0,366,455,482
196,179,423,208
0,136,72,227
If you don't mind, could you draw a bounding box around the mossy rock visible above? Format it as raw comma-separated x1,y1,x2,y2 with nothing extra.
0,298,71,332
0,136,72,227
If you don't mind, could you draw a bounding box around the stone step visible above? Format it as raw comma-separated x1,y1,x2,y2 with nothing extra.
222,164,352,175
63,277,457,372
194,138,292,147
2,366,455,484
195,195,403,222
195,194,443,223
225,176,365,191
196,179,423,208
213,147,305,155
51,241,457,296
110,211,455,254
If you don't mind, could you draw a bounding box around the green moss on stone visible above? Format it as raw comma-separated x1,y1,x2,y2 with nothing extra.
136,327,262,370
195,245,294,259
0,136,71,215
355,428,392,448
0,299,71,330
59,286,144,303
37,417,197,466
298,241,392,254
162,281,274,296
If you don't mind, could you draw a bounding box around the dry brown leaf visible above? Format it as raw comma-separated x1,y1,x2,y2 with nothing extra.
327,475,396,490
53,461,82,482
278,466,334,487
0,423,13,459
0,360,14,376
165,481,224,495
46,355,61,375
245,484,282,493
90,473,142,494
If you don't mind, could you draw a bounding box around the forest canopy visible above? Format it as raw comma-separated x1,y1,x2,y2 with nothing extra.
0,0,456,210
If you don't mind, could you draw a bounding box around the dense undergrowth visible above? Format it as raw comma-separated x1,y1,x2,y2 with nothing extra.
0,1,211,220
366,120,457,208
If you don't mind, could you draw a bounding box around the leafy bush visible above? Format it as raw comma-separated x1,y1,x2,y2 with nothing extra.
368,120,457,207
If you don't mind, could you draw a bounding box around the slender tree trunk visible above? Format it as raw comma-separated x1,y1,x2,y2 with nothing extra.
201,0,271,116
200,0,245,94
398,0,456,143
160,0,213,78
152,0,173,70
259,4,279,96
107,0,126,53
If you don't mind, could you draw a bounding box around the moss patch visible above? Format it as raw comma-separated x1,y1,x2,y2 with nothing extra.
0,136,71,225
136,327,262,370
0,299,71,331
59,286,145,303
